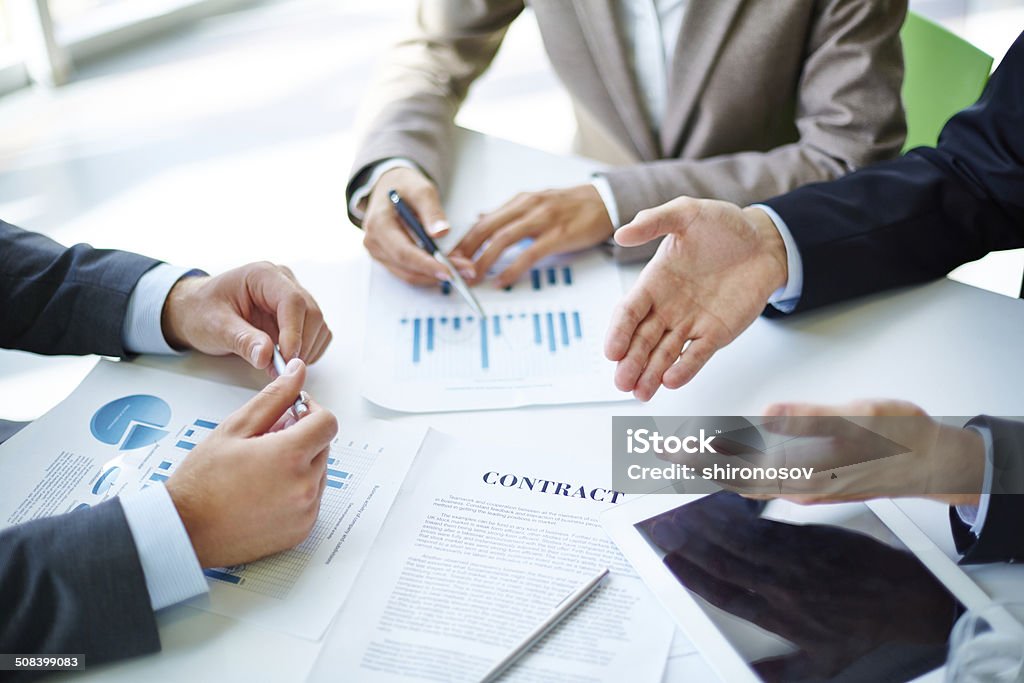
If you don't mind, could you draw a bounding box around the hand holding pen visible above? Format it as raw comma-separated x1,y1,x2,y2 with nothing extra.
272,346,310,419
360,166,478,287
389,190,487,317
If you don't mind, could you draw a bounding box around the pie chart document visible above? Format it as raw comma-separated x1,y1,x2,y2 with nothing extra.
0,360,427,640
362,249,628,412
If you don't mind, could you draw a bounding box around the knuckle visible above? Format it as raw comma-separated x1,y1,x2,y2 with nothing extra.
231,327,252,352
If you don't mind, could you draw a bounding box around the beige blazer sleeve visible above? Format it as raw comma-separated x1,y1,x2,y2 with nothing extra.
346,0,525,225
603,0,907,260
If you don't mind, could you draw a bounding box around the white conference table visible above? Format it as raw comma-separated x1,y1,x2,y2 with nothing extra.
4,129,1022,681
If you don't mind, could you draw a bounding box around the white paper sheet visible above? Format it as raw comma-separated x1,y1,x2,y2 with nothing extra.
310,429,674,683
361,249,628,412
0,360,425,640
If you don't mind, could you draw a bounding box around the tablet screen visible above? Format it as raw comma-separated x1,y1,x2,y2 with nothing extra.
635,491,964,683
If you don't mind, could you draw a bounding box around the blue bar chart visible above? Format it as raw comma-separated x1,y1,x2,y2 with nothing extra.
528,265,574,291
399,308,586,375
365,250,624,411
142,417,218,488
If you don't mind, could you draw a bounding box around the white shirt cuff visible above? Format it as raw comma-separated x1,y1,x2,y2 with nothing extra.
956,424,995,536
121,264,202,355
751,204,804,313
120,483,208,611
590,175,622,229
349,157,420,221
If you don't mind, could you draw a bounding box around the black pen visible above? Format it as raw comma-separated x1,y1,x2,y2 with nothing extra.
388,189,486,318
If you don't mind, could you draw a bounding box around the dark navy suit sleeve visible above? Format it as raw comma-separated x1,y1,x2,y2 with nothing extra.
0,220,160,357
0,499,161,680
763,30,1024,314
950,417,1024,564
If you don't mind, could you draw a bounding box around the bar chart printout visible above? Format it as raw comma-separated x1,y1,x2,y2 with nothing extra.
0,361,426,642
364,251,626,412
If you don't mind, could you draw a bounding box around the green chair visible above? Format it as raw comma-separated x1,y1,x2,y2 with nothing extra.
900,11,993,151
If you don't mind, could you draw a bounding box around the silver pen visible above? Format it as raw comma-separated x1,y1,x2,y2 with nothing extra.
479,568,610,683
272,346,310,418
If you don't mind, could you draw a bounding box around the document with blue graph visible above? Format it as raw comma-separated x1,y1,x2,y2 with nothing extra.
363,250,626,412
0,360,426,640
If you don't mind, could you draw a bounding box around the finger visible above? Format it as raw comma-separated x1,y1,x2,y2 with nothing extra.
265,401,338,461
381,261,439,287
310,444,329,475
662,338,717,389
634,327,689,402
367,218,448,282
307,326,333,364
472,219,541,283
221,315,276,369
763,402,844,418
614,197,701,247
298,306,326,361
604,292,653,362
388,237,453,283
275,290,306,362
223,359,306,436
615,315,666,395
453,194,530,260
407,181,450,238
494,238,556,288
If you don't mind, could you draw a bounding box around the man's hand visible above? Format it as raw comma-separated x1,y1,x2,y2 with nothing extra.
762,399,986,506
161,262,331,370
604,198,788,401
450,184,614,287
165,359,339,568
362,166,475,286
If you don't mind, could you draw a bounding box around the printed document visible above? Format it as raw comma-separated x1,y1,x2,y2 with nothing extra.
362,250,627,412
0,360,425,640
310,430,674,682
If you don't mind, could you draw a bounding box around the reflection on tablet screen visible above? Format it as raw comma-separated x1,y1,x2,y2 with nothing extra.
636,491,964,683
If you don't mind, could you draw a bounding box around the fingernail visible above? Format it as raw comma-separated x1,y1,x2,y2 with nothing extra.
282,415,297,430
285,358,302,376
250,344,263,366
460,267,476,279
435,270,451,281
429,220,450,236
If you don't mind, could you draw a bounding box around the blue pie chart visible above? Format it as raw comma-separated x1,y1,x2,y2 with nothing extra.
90,395,172,451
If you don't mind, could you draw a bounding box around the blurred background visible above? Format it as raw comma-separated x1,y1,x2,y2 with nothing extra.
0,0,1022,292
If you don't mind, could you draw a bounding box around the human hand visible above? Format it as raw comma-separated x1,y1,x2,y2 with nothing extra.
165,359,339,568
604,199,787,401
761,399,986,506
161,262,331,370
362,166,475,286
450,184,614,287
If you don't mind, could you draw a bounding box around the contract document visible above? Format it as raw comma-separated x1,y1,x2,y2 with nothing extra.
362,249,627,412
0,360,425,640
310,430,674,682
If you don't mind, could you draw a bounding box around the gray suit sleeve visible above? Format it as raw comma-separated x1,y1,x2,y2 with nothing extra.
603,0,907,262
0,220,160,357
344,0,525,226
0,499,161,680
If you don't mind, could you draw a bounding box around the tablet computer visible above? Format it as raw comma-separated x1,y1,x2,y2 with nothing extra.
602,490,993,682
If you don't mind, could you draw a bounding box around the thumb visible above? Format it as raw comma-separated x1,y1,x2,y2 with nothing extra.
614,197,701,247
225,317,275,369
224,358,307,436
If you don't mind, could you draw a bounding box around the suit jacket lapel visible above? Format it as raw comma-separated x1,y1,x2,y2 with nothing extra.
572,0,660,160
661,0,745,154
